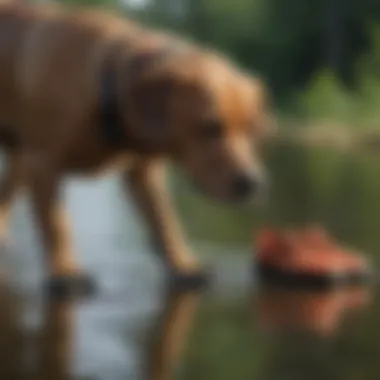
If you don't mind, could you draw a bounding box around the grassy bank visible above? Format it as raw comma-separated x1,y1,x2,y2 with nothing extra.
275,121,380,153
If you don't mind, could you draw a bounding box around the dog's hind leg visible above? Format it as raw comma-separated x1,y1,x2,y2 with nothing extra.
0,151,26,244
28,159,95,297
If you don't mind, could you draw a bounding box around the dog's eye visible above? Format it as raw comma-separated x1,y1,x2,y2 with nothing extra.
199,118,223,139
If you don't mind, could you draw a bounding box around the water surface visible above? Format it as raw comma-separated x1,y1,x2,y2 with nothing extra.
1,143,380,380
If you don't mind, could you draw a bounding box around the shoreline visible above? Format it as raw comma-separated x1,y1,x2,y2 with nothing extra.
274,123,380,153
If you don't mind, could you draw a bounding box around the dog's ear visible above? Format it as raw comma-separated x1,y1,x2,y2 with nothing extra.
128,74,175,144
251,78,277,137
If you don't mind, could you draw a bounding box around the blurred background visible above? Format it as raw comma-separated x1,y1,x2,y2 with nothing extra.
95,0,380,125
113,0,380,252
2,1,380,380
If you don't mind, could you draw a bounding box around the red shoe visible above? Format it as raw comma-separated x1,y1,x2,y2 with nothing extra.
256,228,347,288
301,226,373,282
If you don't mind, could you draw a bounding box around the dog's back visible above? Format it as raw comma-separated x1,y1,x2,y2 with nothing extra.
0,2,166,153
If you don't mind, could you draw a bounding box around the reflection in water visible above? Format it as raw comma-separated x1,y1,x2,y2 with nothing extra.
0,282,23,379
145,289,202,380
252,286,374,380
0,281,203,380
34,299,76,380
0,272,375,380
0,285,76,380
254,286,373,338
1,143,380,380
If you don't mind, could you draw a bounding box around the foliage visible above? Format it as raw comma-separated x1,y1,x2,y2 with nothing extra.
51,0,380,125
298,70,355,123
135,0,380,124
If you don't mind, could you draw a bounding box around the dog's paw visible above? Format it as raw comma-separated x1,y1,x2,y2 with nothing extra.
45,273,97,300
168,266,213,291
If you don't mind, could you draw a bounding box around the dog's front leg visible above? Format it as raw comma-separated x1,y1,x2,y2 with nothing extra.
124,158,203,277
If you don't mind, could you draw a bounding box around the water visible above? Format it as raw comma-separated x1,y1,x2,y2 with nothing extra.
1,142,380,380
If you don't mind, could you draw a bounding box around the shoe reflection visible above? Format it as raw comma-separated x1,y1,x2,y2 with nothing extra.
253,285,372,338
145,288,203,380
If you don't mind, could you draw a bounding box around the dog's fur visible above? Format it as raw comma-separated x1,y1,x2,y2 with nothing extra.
0,1,273,280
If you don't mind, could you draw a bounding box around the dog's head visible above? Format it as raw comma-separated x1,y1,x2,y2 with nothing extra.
127,48,275,203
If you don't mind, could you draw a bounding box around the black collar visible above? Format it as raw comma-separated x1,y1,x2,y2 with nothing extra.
98,44,175,150
99,51,126,149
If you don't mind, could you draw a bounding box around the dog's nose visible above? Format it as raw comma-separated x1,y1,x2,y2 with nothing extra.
232,174,258,200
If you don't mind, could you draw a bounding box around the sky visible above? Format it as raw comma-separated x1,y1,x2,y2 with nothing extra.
123,0,149,9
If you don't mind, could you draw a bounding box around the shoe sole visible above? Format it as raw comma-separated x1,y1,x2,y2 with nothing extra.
256,262,375,289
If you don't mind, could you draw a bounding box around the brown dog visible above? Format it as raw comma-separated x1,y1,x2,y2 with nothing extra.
0,1,273,289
